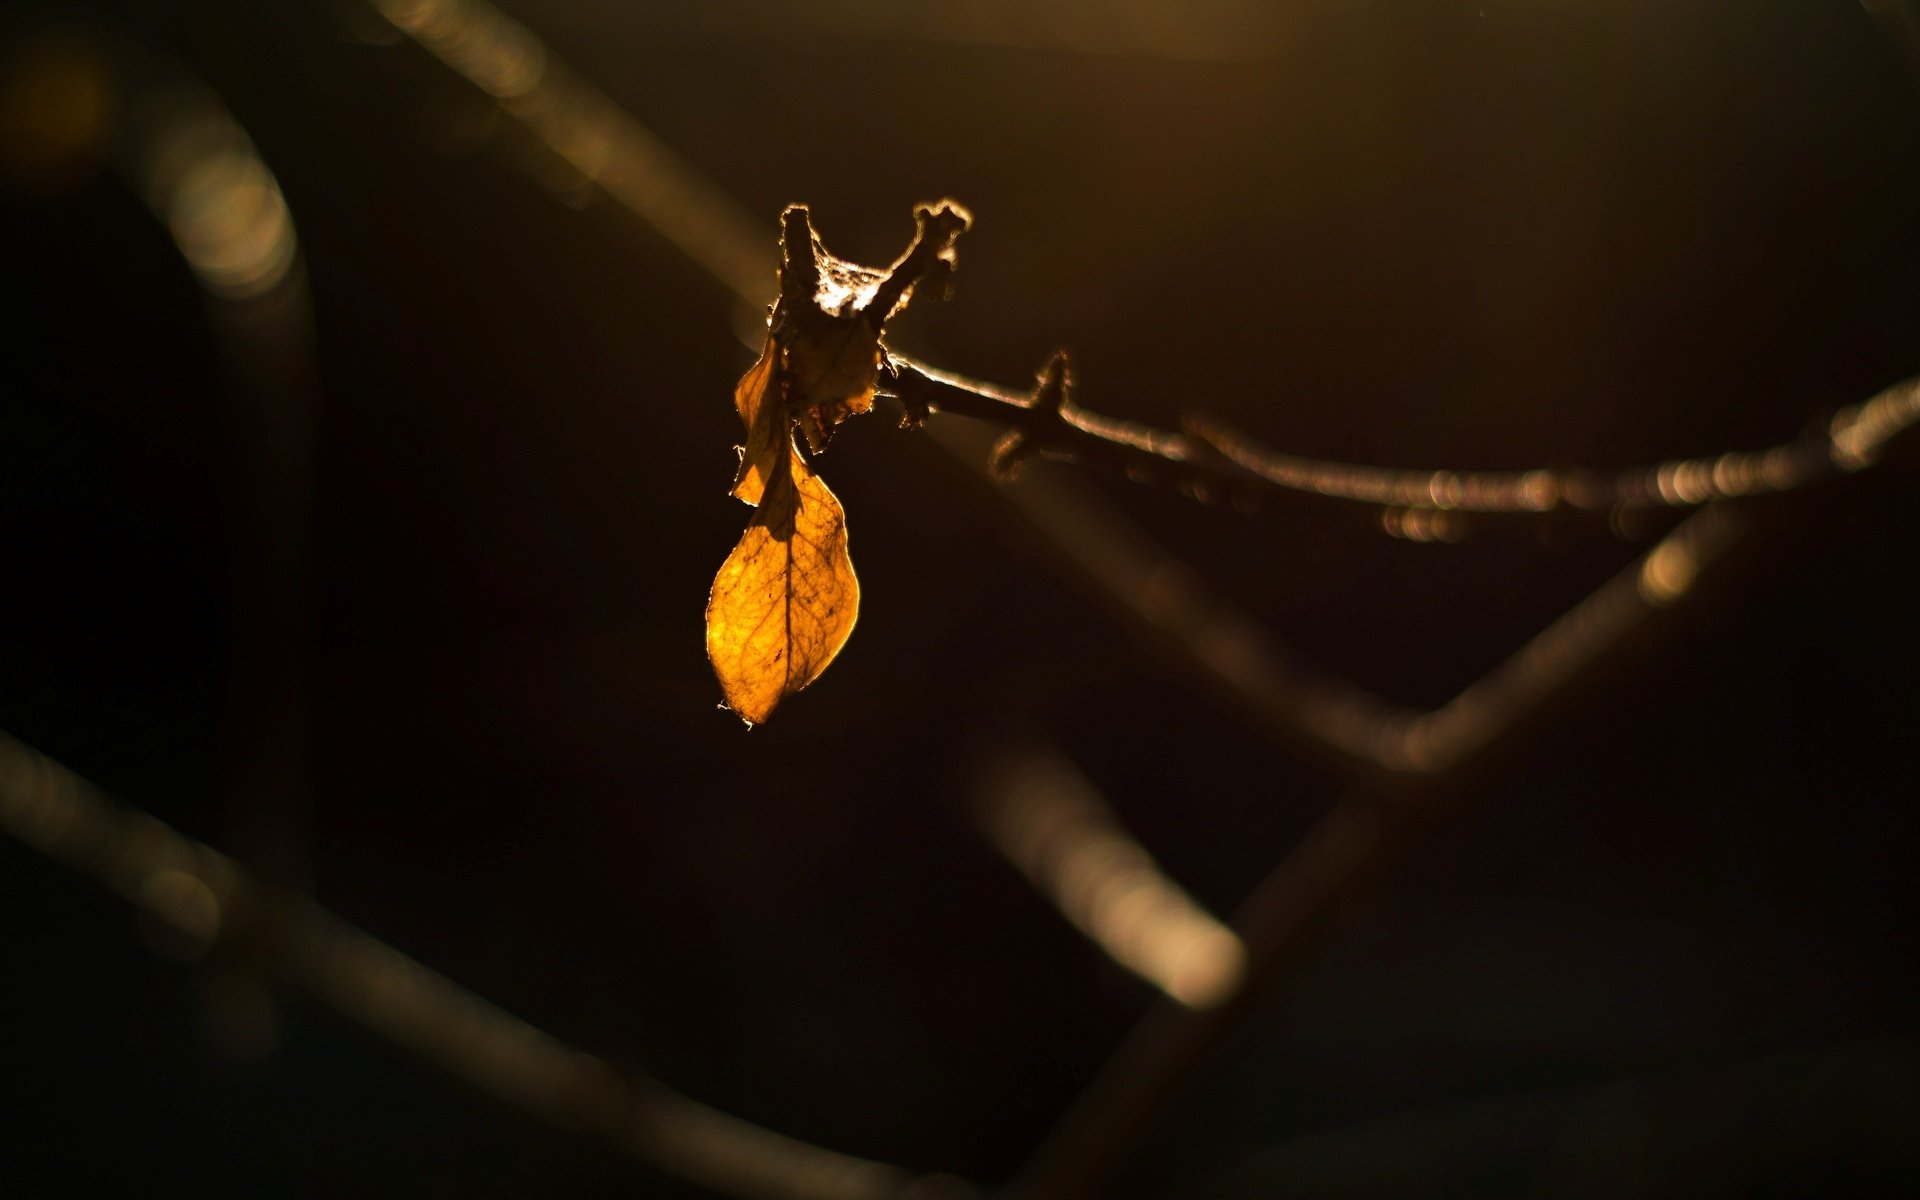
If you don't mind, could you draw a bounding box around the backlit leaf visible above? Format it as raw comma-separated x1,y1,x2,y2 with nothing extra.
706,436,859,726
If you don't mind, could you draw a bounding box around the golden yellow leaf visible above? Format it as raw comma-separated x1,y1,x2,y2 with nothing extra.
706,441,860,726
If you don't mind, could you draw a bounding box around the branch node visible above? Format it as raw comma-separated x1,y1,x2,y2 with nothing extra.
1032,349,1073,418
883,355,933,429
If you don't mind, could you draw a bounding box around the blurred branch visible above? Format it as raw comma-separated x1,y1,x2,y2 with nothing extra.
364,0,774,306
972,493,1771,1196
1010,501,1759,1200
974,739,1246,1010
1,25,330,1058
131,47,325,1063
0,730,963,1200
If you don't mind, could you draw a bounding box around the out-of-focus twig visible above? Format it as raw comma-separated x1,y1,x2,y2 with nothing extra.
137,54,324,1062
366,0,774,307
974,740,1246,1010
0,730,961,1200
1009,501,1759,1200
2,27,327,1058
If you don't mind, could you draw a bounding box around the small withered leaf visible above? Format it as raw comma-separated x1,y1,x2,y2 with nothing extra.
781,308,879,455
706,441,859,726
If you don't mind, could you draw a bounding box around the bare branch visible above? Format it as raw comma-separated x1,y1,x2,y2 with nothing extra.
882,354,1264,508
890,354,1920,538
1199,377,1920,517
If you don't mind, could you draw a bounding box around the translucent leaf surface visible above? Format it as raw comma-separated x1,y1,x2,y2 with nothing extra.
706,430,859,726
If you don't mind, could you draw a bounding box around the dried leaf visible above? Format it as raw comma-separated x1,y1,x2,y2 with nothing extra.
707,201,970,723
784,306,880,455
705,436,859,726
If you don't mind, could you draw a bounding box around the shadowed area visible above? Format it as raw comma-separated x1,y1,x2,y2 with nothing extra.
2,1,1919,1196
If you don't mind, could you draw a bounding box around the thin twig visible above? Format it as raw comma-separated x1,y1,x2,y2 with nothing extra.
888,355,1920,534
1196,381,1920,514
366,0,777,308
881,355,1265,508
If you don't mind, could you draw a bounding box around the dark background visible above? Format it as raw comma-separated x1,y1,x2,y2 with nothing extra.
3,1,1918,1195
